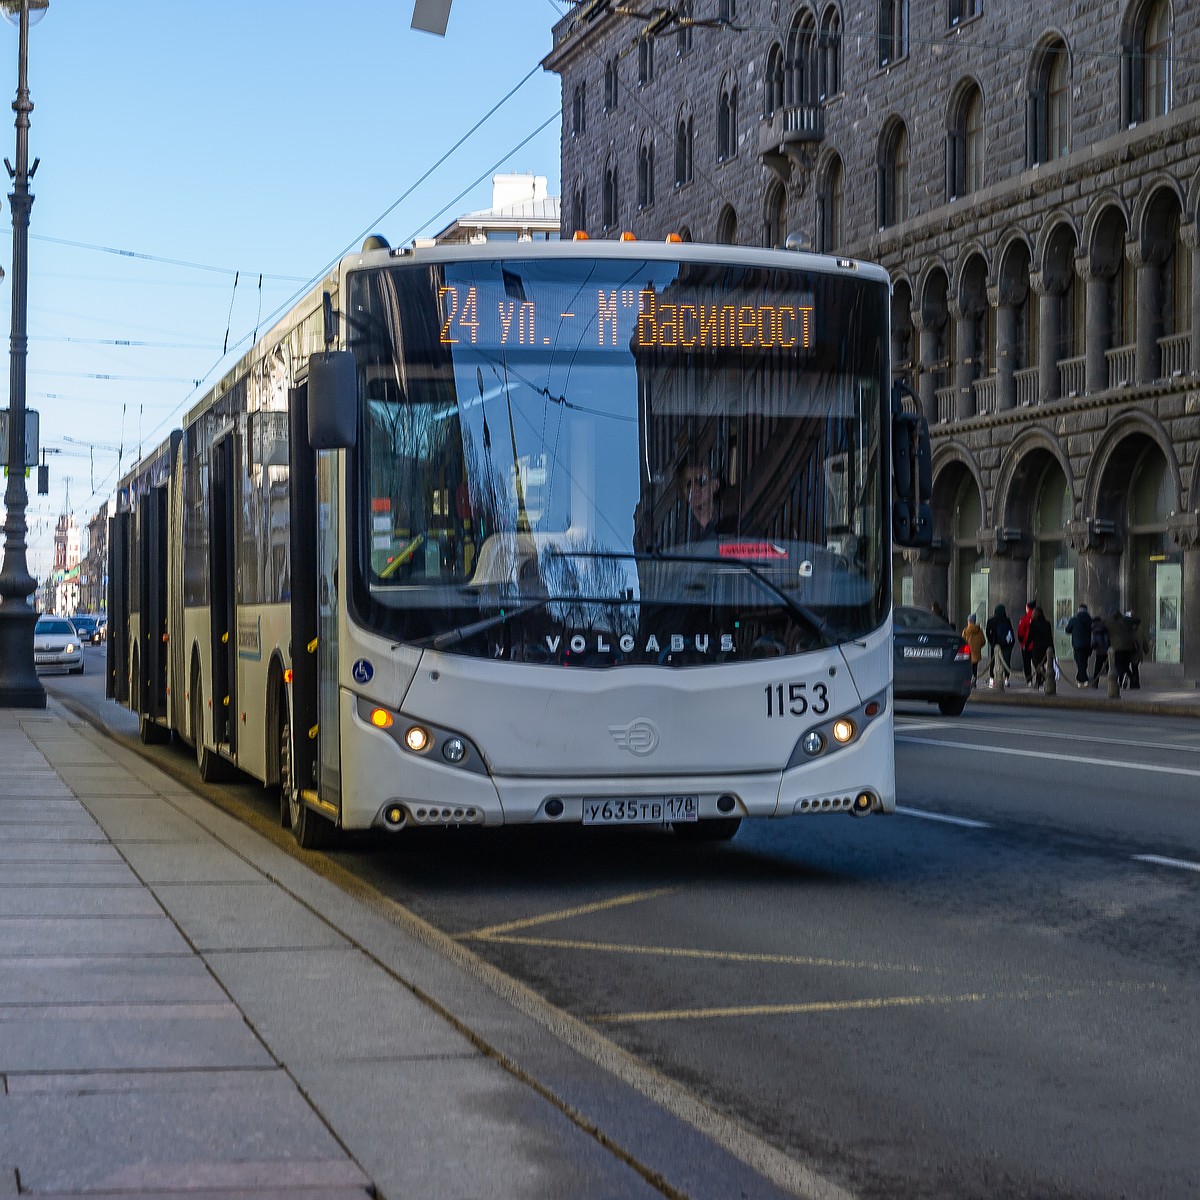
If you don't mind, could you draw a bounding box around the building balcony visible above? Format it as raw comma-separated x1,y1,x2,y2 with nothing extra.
758,105,825,180
1159,332,1191,379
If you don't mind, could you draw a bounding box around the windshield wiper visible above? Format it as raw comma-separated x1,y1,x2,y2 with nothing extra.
416,599,552,652
547,549,838,649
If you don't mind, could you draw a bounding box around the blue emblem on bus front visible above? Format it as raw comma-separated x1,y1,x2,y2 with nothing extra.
351,658,374,684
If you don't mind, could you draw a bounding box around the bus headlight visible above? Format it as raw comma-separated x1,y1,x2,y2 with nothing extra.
405,725,430,752
355,697,487,777
442,737,466,763
785,691,887,770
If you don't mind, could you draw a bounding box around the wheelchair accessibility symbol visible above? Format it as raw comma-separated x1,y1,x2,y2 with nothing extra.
351,658,374,685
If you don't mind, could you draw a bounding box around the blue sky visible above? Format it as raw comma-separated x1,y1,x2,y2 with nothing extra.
0,0,566,578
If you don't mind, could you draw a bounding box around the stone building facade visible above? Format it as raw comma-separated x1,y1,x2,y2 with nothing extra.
544,0,1200,683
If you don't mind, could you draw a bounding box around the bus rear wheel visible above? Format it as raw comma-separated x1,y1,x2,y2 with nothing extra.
282,699,332,850
672,817,741,841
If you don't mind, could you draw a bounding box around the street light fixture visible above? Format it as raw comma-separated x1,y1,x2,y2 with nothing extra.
0,0,47,708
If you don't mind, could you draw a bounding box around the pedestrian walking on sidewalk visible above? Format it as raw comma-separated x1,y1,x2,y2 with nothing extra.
1089,619,1110,687
962,613,986,687
931,601,950,625
1104,609,1136,687
1126,610,1146,689
1065,603,1093,687
1017,600,1037,686
1027,606,1054,689
985,603,1015,688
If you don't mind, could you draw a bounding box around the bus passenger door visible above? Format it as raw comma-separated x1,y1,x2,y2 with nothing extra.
287,383,341,819
106,510,130,703
139,483,170,723
208,433,238,756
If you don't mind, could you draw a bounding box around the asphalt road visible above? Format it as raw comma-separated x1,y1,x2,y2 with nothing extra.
46,646,1200,1200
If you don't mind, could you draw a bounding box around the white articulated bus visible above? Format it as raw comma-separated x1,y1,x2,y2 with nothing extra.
109,238,930,848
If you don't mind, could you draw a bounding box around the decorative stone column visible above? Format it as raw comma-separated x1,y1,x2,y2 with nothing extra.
1168,511,1200,686
1129,238,1162,386
1184,222,1200,378
951,299,976,421
989,282,1018,412
1077,255,1110,396
1066,518,1123,623
913,305,939,429
1032,270,1060,404
911,540,952,616
983,526,1031,621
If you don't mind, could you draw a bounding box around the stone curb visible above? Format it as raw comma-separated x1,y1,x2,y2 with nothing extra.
967,689,1200,719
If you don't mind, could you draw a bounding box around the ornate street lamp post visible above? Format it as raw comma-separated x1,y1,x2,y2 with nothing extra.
0,0,48,708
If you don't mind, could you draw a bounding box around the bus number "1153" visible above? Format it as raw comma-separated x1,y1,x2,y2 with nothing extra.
764,681,830,718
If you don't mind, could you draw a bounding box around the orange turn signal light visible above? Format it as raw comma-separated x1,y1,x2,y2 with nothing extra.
370,708,394,730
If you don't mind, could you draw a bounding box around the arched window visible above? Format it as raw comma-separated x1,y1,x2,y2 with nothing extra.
948,82,984,199
716,205,738,245
878,118,909,228
819,154,844,252
1124,0,1172,124
786,11,817,107
764,182,787,248
637,138,655,209
717,78,738,161
572,187,587,237
638,36,654,86
604,57,618,112
677,0,694,55
675,109,694,186
878,0,908,68
1028,38,1070,165
819,7,842,100
572,81,587,136
764,43,785,118
603,160,619,230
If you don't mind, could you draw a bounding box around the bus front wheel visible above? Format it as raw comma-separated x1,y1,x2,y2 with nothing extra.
282,699,332,850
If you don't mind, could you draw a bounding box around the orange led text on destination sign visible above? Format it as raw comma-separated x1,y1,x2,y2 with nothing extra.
438,284,815,352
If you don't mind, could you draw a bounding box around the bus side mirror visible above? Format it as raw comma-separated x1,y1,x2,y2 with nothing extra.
307,351,357,450
891,381,932,548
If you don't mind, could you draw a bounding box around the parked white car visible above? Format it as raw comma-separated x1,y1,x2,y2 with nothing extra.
34,616,84,674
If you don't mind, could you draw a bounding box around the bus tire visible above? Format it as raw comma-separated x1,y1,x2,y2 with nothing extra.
672,817,741,841
192,677,227,783
282,698,332,850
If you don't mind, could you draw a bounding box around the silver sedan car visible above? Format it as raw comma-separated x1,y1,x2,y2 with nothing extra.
33,615,85,674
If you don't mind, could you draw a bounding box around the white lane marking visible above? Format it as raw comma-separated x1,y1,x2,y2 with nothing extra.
897,735,1200,779
918,720,1200,756
895,805,991,829
1133,854,1200,874
893,720,953,732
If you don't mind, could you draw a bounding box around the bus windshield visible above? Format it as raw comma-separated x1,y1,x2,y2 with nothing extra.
347,254,887,666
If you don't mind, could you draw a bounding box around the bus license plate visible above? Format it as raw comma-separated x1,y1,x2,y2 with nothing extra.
581,796,699,825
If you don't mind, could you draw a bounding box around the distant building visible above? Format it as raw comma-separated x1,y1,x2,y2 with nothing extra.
545,0,1200,682
421,173,560,245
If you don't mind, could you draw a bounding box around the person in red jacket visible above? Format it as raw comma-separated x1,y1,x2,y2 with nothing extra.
1017,600,1037,685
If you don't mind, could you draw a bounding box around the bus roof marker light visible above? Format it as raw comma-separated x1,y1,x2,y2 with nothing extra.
665,233,682,243
572,230,590,240
620,231,636,241
405,725,430,752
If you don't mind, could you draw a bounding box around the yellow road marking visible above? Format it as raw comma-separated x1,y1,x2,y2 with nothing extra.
470,933,923,974
459,887,676,940
592,982,1166,1025
593,991,991,1023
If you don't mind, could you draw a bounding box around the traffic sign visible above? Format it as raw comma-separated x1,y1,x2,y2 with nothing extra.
0,408,39,468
